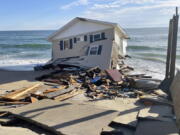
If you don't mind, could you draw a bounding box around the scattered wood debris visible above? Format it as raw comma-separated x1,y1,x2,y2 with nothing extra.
0,63,177,135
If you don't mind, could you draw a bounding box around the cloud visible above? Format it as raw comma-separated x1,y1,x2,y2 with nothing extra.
82,0,180,27
61,0,88,10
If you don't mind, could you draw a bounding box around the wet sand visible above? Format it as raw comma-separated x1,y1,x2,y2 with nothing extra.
0,69,51,85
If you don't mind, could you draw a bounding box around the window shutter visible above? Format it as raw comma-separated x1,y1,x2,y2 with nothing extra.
59,40,64,50
69,39,73,49
74,37,77,43
90,35,93,43
86,47,90,55
97,45,102,55
84,35,87,41
101,32,105,39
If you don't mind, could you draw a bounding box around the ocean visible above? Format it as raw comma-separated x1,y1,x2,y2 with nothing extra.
0,28,179,79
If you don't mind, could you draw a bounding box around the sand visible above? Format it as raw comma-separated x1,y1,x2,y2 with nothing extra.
0,69,53,94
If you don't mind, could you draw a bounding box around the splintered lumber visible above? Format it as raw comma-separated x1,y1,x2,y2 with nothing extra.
54,90,84,101
1,84,41,101
43,86,67,94
30,97,39,103
0,112,8,117
105,69,122,82
46,86,75,98
45,85,75,99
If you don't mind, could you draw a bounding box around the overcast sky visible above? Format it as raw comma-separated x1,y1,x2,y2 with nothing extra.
0,0,180,30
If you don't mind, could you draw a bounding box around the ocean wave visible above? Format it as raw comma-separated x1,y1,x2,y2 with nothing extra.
0,43,51,49
0,58,49,66
132,55,166,63
133,52,180,60
127,45,166,51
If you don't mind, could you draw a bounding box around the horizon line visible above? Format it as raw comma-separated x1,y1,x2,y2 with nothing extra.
0,26,171,32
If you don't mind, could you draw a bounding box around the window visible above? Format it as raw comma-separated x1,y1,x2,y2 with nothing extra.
90,46,98,55
77,36,84,42
94,34,101,41
60,39,73,51
74,35,86,43
59,40,64,50
89,32,106,43
88,45,103,55
64,40,69,49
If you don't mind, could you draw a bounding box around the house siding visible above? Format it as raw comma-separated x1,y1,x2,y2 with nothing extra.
114,29,127,56
51,28,114,69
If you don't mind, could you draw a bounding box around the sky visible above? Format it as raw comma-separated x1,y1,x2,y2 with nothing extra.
0,0,180,30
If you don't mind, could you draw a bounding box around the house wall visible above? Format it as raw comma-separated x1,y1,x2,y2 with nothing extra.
52,28,114,69
114,30,127,56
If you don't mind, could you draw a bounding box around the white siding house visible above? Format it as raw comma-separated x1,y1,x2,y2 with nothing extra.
47,17,129,69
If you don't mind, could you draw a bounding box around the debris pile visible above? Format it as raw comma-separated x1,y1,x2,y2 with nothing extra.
35,65,137,100
0,63,177,135
0,63,164,105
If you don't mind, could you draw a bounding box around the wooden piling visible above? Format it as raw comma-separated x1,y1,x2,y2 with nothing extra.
160,7,179,97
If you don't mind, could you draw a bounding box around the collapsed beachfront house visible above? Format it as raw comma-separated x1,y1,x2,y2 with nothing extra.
47,17,129,69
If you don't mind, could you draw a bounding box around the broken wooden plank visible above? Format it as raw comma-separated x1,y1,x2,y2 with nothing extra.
45,85,75,99
30,97,39,103
12,84,41,99
54,90,84,101
105,69,122,82
43,86,67,94
1,84,41,100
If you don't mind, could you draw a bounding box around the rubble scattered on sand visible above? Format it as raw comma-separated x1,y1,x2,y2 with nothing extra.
0,61,175,135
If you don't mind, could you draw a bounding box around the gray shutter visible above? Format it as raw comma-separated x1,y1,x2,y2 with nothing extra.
84,35,87,41
90,35,93,43
97,45,102,55
101,32,105,39
59,40,63,50
70,39,73,49
86,47,90,55
74,37,77,43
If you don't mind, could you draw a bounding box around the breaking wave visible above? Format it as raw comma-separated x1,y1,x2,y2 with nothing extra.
127,45,166,51
0,43,51,49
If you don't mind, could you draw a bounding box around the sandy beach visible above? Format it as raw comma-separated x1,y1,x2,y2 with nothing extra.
0,69,51,85
0,69,54,96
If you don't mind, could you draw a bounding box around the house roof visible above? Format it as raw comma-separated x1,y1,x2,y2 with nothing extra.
47,17,129,41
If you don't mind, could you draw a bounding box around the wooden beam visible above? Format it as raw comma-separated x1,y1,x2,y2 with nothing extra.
165,19,173,79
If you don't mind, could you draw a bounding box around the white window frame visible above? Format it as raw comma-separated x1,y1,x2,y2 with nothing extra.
64,39,69,50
